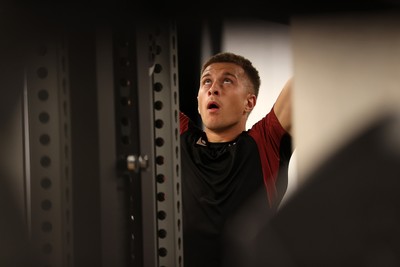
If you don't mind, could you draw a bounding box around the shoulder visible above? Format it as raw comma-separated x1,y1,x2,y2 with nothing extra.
180,112,190,134
180,112,204,140
250,107,286,133
247,107,290,149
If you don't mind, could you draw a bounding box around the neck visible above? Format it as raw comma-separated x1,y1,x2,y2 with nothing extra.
204,125,245,143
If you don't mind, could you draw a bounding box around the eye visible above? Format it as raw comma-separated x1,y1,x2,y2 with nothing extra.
204,79,212,85
223,78,232,84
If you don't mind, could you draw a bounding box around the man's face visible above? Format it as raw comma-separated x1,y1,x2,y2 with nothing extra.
197,62,255,135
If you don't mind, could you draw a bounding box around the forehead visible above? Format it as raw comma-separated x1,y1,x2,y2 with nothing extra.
202,62,245,77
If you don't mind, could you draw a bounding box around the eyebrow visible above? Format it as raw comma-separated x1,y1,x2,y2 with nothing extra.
201,71,237,80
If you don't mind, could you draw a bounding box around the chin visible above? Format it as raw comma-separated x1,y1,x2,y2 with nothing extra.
204,120,221,130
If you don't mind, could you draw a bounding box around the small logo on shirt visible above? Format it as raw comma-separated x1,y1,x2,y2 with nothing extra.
196,137,207,146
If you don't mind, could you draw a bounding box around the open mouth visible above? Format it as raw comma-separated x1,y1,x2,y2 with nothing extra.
207,101,220,110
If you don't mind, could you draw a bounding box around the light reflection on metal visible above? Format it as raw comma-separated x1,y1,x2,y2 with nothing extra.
127,154,149,172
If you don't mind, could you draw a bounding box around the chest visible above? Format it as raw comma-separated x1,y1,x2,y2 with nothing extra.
182,135,264,199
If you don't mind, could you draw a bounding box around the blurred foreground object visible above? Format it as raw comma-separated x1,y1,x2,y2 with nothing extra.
225,110,400,266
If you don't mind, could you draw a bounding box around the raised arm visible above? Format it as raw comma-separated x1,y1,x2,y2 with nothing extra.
273,77,292,135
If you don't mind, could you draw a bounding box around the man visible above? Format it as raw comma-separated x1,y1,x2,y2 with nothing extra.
180,52,292,266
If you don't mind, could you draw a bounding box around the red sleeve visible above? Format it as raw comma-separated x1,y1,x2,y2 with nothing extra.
180,111,190,135
248,107,288,208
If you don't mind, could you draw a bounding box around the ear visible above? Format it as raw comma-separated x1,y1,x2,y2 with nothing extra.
244,94,256,113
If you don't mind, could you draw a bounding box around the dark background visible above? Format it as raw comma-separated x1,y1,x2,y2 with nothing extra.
2,0,398,125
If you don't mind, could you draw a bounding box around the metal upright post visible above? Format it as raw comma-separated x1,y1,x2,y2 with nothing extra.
24,26,74,267
115,19,184,267
2,8,183,266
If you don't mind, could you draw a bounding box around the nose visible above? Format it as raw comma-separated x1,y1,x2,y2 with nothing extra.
208,86,219,96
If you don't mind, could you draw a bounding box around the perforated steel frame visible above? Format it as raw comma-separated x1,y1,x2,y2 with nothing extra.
134,20,184,267
2,13,183,267
25,28,74,267
105,19,183,266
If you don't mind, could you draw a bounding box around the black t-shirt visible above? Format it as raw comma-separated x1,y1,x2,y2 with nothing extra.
180,108,291,267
